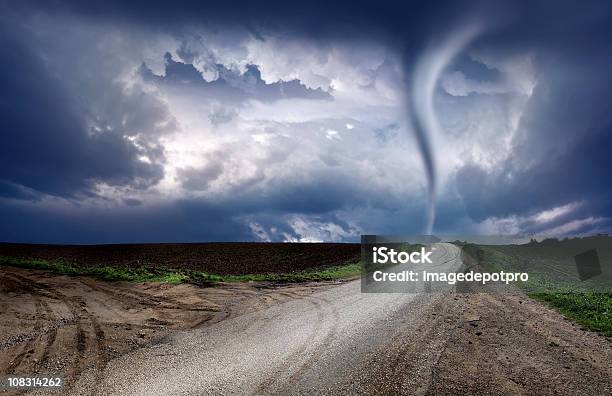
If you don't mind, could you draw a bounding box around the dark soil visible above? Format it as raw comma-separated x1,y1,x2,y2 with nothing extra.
0,242,360,275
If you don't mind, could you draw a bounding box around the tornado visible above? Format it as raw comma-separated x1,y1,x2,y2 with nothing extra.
410,23,482,234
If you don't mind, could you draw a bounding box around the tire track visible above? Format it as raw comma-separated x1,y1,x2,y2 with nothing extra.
80,278,217,312
2,270,107,383
345,293,459,395
0,273,57,374
253,295,337,395
280,295,341,390
3,272,89,376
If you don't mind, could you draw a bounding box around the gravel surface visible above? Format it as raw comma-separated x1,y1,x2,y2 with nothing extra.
13,243,610,395
0,267,338,396
66,243,464,395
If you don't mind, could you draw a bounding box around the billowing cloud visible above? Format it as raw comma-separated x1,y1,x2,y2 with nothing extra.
454,51,612,236
1,1,612,242
0,27,170,199
142,53,332,102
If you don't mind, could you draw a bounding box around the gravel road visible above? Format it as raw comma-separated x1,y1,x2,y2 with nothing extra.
64,242,612,395
67,243,462,395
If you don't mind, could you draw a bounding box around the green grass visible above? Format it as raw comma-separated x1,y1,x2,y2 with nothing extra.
459,243,612,337
0,256,191,283
0,256,360,284
210,262,361,283
529,292,612,337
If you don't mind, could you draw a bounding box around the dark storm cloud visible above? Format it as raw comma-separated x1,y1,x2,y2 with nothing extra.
0,165,413,243
2,0,612,242
123,198,143,207
0,180,41,201
201,166,408,218
0,29,168,199
10,0,451,39
178,153,225,192
0,198,252,244
455,50,612,225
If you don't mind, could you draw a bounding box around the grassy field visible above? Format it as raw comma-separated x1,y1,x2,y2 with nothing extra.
461,237,612,337
0,256,361,284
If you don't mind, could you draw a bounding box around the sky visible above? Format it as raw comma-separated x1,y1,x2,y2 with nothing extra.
1,0,612,243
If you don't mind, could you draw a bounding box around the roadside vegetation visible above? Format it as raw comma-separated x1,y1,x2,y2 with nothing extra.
461,237,612,337
0,256,360,284
529,292,612,337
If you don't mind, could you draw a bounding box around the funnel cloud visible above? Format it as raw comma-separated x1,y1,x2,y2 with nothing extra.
410,23,483,234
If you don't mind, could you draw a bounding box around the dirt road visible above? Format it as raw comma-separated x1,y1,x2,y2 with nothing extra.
65,243,611,395
0,267,337,395
2,243,610,395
